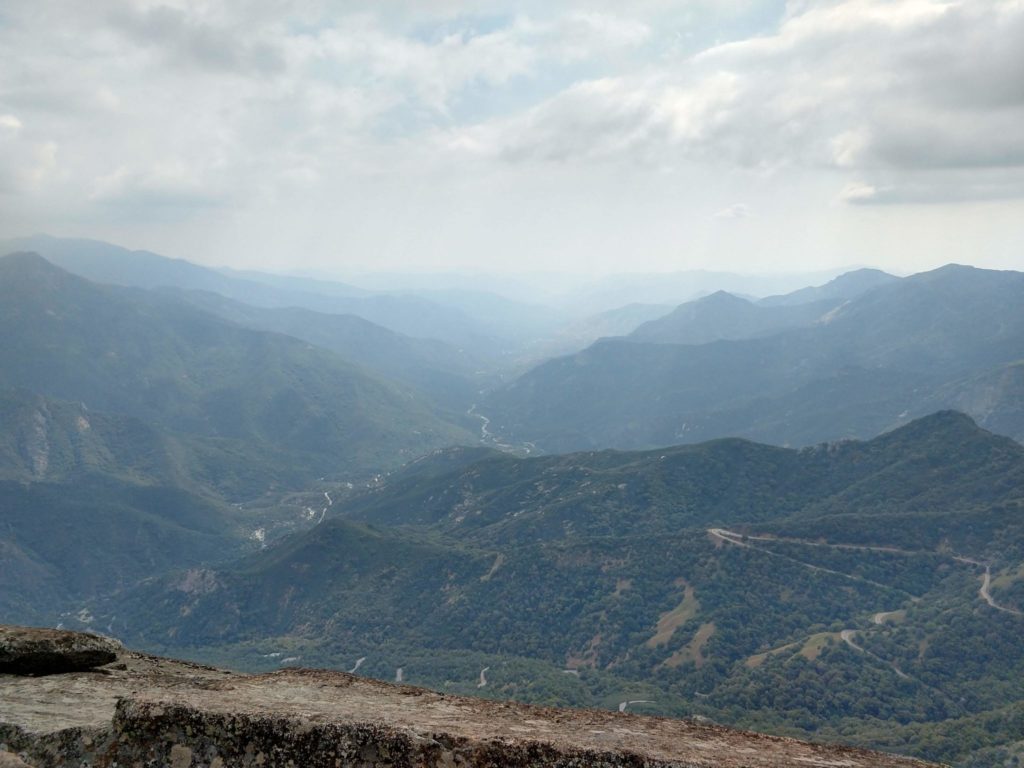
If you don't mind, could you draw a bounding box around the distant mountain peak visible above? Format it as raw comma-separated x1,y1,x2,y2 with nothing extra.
916,263,985,280
698,289,749,305
0,251,79,287
759,268,899,307
1,250,53,269
876,409,998,447
831,267,893,282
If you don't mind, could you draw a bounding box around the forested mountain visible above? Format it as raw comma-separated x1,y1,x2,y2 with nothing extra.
2,244,1022,767
0,236,498,350
0,252,472,478
628,291,835,344
0,234,363,298
0,252,482,626
161,289,483,414
0,388,254,625
484,265,1024,451
550,267,845,315
758,268,899,307
101,412,1024,767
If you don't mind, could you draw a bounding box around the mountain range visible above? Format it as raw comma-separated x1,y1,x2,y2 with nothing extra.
0,251,478,625
0,235,556,356
0,252,471,476
2,237,1023,767
98,412,1024,768
484,264,1024,451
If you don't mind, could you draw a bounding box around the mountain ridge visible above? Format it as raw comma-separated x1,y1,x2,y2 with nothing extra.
0,252,474,479
484,263,1024,451
93,410,1024,766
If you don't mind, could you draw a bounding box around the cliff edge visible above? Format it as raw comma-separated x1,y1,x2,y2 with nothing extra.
0,625,936,767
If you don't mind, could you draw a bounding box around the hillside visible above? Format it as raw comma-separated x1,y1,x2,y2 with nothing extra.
163,288,483,413
0,234,367,299
100,412,1024,766
759,268,900,307
0,252,480,624
484,265,1024,451
0,236,500,350
0,387,340,625
0,252,473,479
628,291,834,345
626,269,901,347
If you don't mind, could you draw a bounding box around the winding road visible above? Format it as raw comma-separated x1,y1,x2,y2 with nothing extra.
840,630,909,679
709,526,1019,707
978,565,1023,616
708,529,909,594
711,528,1022,616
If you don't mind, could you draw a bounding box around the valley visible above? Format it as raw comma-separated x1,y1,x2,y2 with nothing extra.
1,240,1023,767
85,412,1024,768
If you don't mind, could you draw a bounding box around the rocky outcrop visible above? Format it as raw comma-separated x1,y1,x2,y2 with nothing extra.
0,625,936,768
0,626,120,675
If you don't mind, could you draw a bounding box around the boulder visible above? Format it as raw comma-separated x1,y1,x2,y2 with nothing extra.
0,625,120,675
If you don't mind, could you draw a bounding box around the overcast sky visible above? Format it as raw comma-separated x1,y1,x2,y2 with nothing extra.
1,0,1022,275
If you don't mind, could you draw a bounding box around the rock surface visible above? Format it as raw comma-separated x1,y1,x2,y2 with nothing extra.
0,625,936,768
0,625,120,675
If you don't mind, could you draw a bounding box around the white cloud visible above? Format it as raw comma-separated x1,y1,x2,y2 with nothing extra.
286,12,650,115
0,0,1021,274
24,141,59,191
108,4,286,76
0,115,22,134
444,71,743,165
715,203,751,219
445,0,1024,202
90,162,221,209
840,181,878,203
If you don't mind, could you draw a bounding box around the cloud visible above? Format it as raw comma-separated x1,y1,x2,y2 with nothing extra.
842,170,1024,205
445,71,742,164
840,182,878,204
0,0,1021,275
289,12,650,114
108,5,286,76
0,115,22,134
445,0,1024,202
715,203,751,219
0,3,654,224
90,163,223,210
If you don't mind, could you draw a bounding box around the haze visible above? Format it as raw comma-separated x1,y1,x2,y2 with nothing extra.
1,0,1023,277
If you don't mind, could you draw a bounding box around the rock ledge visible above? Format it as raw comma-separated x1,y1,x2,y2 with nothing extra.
0,625,937,768
0,626,120,676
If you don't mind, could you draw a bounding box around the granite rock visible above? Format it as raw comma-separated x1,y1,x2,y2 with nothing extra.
0,626,120,676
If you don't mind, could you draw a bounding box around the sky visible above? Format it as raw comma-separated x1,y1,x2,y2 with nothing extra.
1,0,1023,276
